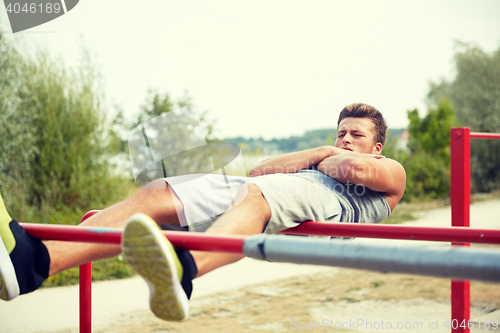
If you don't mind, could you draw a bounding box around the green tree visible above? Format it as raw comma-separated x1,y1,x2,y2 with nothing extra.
0,34,125,221
398,99,458,201
407,99,457,166
379,131,405,162
428,41,500,192
0,33,38,216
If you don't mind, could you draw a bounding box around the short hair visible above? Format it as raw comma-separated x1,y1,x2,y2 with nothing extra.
337,103,387,146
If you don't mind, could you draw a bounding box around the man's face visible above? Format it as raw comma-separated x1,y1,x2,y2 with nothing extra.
335,117,382,154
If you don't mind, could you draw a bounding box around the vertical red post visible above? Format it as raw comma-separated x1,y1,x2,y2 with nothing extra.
79,210,100,333
450,128,471,333
79,262,92,333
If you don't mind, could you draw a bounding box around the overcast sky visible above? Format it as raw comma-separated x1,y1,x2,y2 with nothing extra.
1,0,500,139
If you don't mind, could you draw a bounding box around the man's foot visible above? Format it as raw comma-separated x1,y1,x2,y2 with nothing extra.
0,194,18,300
0,193,50,301
122,213,189,321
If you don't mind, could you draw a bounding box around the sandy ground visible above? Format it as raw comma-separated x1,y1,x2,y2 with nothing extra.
1,199,500,333
90,268,500,333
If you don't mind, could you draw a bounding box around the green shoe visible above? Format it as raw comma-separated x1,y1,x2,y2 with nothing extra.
0,194,18,300
122,213,189,321
0,193,50,301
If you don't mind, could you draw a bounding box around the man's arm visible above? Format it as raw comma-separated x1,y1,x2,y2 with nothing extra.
249,146,347,177
317,153,406,210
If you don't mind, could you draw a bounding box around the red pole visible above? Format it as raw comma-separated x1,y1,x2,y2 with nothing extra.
79,262,92,333
280,222,500,244
450,128,470,333
79,210,100,333
22,223,122,244
470,132,500,140
20,223,247,251
21,222,500,245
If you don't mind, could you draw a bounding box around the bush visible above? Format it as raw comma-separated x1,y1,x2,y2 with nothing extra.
399,150,450,201
382,100,457,202
0,32,134,286
0,33,128,223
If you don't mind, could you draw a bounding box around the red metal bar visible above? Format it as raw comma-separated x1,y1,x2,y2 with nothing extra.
22,223,122,244
470,132,500,139
79,210,99,333
79,262,92,333
161,231,245,253
281,222,500,244
20,221,500,245
21,223,246,253
450,128,471,333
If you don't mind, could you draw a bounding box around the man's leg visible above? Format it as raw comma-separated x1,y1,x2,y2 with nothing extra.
121,183,271,321
47,179,185,275
0,179,186,300
190,183,271,277
2,176,271,316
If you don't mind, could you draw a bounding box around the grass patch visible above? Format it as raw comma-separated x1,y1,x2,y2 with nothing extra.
471,190,500,203
382,199,448,224
371,281,384,288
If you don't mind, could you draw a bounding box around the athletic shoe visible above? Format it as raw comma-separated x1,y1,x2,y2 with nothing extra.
0,193,18,301
0,193,50,301
122,213,190,321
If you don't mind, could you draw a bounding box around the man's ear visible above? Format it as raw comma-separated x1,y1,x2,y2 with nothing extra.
372,142,383,155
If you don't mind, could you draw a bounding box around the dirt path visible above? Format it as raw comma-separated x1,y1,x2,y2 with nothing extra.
89,267,500,333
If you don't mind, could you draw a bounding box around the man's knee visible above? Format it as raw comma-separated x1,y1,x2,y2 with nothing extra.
133,179,185,225
235,184,271,220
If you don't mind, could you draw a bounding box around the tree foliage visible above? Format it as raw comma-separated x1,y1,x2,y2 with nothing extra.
384,100,458,201
407,99,457,165
428,41,500,192
0,33,39,207
0,33,125,221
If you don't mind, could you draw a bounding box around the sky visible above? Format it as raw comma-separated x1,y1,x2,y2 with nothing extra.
1,0,500,140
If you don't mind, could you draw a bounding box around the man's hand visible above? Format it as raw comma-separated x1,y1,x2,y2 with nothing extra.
366,154,386,159
249,145,335,177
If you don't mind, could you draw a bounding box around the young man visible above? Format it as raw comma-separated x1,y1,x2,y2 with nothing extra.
0,103,406,321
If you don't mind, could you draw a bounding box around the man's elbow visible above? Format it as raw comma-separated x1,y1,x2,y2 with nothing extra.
339,157,372,183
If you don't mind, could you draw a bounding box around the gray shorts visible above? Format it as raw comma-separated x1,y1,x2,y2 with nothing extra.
165,173,342,234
